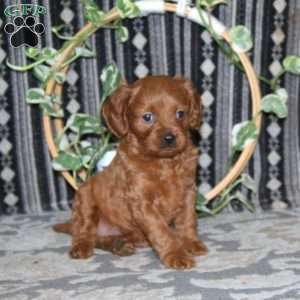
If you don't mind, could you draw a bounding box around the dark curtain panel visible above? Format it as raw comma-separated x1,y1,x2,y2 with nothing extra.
0,0,299,215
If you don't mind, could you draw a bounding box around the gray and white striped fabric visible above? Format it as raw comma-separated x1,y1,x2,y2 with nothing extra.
0,0,299,215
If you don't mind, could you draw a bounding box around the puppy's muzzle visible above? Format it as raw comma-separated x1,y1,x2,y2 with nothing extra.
161,132,176,148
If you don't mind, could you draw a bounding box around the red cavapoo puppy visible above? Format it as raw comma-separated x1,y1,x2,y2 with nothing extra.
54,76,207,269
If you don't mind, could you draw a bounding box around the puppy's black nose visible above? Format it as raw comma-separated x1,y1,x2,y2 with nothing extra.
163,133,176,146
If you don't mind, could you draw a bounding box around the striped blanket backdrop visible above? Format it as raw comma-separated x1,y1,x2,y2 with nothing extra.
0,0,299,215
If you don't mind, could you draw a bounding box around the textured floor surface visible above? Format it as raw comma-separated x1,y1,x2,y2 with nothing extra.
0,209,300,300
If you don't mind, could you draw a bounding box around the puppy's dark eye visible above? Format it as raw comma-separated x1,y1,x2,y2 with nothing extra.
176,110,185,119
143,112,154,124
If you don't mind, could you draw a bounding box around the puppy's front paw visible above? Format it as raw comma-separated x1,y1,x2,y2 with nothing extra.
69,240,94,259
185,239,208,256
163,250,195,269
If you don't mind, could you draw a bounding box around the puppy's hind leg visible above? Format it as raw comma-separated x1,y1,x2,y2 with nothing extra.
69,184,99,259
95,236,136,256
53,222,72,235
94,217,140,256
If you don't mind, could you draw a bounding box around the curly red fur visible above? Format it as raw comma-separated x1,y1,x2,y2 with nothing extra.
54,76,207,269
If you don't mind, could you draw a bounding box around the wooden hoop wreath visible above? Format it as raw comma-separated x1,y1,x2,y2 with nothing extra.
44,1,262,203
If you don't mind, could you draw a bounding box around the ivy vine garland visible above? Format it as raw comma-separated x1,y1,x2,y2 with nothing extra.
8,0,300,215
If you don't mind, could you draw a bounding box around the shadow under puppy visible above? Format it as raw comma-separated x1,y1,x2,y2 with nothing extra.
54,76,208,269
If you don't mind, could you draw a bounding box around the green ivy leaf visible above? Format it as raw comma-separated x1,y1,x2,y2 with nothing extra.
51,25,64,35
116,0,140,19
52,152,83,171
100,63,122,100
210,194,232,214
197,0,227,9
90,148,109,173
41,102,64,118
54,72,66,84
81,0,96,5
52,25,73,41
33,65,51,83
275,88,288,101
66,113,102,135
231,121,258,152
283,55,300,75
240,173,256,194
41,47,59,65
116,26,129,43
41,47,58,59
85,4,105,27
79,141,98,166
56,134,70,151
196,193,213,215
25,47,41,59
26,88,47,104
229,25,253,53
231,191,255,212
261,93,288,119
75,47,95,58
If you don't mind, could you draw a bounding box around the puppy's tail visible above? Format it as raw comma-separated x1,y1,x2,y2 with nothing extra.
53,222,73,235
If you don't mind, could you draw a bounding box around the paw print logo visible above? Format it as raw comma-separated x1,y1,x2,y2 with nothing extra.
4,16,45,48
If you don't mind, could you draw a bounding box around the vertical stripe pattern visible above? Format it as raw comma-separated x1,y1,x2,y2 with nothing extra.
0,0,299,215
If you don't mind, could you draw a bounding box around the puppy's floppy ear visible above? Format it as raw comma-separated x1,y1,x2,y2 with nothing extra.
176,77,202,129
102,84,131,138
